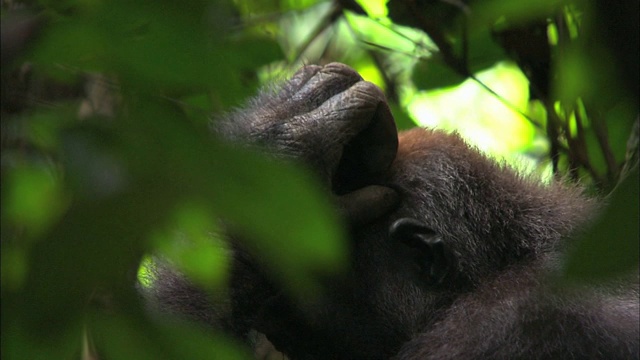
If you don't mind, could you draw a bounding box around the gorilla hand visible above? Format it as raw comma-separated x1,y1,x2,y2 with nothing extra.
219,62,400,224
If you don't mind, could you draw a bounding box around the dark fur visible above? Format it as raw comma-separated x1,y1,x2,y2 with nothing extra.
144,63,640,359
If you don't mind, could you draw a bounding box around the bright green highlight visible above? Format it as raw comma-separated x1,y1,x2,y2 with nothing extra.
150,202,230,291
356,0,388,18
3,166,66,238
137,256,154,288
409,62,542,170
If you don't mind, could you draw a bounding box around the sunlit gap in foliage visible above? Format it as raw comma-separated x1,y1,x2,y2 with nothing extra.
408,62,552,178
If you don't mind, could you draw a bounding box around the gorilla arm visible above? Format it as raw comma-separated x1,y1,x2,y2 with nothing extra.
145,63,401,340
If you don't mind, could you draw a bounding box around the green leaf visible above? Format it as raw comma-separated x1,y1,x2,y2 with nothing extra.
412,60,466,90
93,313,252,360
151,203,230,291
563,167,640,282
2,165,67,238
119,99,347,297
467,29,508,73
1,315,81,360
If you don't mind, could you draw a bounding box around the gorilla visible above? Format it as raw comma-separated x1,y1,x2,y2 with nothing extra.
144,63,639,360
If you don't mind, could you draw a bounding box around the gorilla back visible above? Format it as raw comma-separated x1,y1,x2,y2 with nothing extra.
145,63,640,360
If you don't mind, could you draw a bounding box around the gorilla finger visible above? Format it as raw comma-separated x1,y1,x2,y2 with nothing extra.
295,81,398,191
289,62,362,112
337,185,399,226
332,98,398,193
297,81,389,141
353,99,397,174
274,64,322,102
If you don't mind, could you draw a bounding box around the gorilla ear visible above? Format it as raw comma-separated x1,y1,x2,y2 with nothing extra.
389,218,454,285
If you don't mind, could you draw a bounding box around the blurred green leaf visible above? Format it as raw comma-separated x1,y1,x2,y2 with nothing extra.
93,313,252,360
412,60,465,90
1,246,29,291
29,18,106,78
14,96,347,343
31,0,282,103
120,99,347,297
3,165,67,238
355,0,387,17
151,203,230,291
2,315,81,360
603,99,638,164
467,29,508,73
563,167,639,282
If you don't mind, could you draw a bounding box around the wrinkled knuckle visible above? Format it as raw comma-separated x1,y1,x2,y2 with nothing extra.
348,81,386,106
296,64,322,79
321,62,362,82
